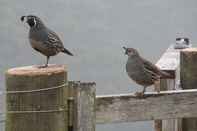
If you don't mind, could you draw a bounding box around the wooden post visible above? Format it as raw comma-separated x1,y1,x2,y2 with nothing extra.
5,65,68,131
155,45,184,131
154,78,175,131
70,82,96,131
180,48,197,131
67,81,80,131
161,79,175,131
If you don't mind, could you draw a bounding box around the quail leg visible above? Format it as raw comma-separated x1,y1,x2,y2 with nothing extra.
39,56,49,68
45,56,49,67
135,86,146,98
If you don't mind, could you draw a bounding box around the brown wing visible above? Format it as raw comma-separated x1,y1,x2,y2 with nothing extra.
43,29,65,52
141,57,171,79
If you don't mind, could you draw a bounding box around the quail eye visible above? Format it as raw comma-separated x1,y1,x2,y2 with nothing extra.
127,50,131,53
27,17,36,27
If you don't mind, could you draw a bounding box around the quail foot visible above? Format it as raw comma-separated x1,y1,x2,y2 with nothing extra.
21,15,73,68
123,47,172,97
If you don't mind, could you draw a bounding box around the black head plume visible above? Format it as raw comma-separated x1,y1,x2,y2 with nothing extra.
20,15,44,28
123,46,139,56
21,16,25,21
123,46,127,50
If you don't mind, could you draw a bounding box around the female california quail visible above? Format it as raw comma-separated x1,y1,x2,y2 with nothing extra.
21,15,73,67
123,47,172,96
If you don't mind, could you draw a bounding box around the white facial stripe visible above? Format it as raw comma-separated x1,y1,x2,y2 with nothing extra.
33,17,37,26
176,38,184,44
180,38,185,43
23,16,28,22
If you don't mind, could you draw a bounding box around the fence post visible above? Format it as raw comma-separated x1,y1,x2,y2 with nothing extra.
180,48,197,131
5,65,68,131
154,78,175,131
155,45,184,131
69,82,96,131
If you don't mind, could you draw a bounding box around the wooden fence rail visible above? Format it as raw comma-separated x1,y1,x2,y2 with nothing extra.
5,45,197,131
96,89,197,123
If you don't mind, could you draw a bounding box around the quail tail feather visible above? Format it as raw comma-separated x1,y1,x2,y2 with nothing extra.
62,48,73,56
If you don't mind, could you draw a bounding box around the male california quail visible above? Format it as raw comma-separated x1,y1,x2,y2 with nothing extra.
174,37,191,49
123,47,172,95
21,15,73,67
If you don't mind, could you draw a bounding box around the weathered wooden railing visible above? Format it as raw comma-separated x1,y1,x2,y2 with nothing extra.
5,45,197,131
66,45,197,131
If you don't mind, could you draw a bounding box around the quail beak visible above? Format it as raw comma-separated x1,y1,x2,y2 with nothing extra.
123,46,128,55
21,16,27,22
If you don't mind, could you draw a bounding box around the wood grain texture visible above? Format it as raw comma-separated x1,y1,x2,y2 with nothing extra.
96,89,197,124
156,44,183,131
5,65,67,131
180,48,197,131
72,82,96,131
160,79,176,131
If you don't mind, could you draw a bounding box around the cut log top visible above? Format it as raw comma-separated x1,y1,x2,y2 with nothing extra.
182,48,197,55
6,64,67,76
182,48,197,52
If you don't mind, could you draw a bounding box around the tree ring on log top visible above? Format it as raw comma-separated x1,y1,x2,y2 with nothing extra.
6,64,67,76
182,48,197,52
